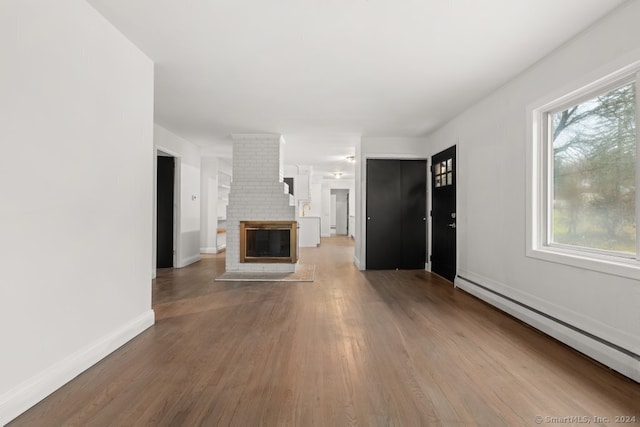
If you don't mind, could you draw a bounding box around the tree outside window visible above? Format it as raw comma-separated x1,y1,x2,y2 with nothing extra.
550,82,636,255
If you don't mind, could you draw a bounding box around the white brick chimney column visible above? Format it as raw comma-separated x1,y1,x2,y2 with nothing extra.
225,134,297,273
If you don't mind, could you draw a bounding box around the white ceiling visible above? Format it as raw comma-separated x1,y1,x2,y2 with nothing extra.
88,0,625,178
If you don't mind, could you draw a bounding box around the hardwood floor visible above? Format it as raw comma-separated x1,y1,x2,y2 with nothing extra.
10,237,640,426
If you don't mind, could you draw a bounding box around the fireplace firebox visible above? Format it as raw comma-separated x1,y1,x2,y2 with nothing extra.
240,221,298,263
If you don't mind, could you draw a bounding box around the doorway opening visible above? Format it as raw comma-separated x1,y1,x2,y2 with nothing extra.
330,189,349,236
156,151,176,268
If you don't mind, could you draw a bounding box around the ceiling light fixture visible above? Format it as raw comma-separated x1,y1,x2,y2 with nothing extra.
345,155,355,163
334,172,343,179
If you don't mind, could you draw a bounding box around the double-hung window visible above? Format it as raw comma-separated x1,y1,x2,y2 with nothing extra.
528,62,640,278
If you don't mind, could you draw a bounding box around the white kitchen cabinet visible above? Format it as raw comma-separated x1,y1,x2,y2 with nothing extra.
298,216,321,247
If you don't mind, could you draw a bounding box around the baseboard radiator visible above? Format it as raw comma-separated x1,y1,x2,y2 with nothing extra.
455,275,640,383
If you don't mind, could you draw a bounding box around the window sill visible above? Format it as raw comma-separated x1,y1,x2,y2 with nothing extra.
527,245,640,281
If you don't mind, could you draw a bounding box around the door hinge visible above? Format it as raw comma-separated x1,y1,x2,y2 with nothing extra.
430,210,432,217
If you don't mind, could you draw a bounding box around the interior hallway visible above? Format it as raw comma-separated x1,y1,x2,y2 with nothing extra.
10,237,639,426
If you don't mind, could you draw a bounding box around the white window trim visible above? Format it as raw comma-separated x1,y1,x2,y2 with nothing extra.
526,60,640,280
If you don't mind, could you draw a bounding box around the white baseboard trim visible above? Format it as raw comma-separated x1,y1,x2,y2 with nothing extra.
179,254,201,268
455,276,640,383
216,244,226,253
353,255,363,270
0,310,155,426
200,247,217,254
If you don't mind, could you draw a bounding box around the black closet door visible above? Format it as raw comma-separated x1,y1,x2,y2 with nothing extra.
400,160,427,269
366,160,402,269
366,159,426,270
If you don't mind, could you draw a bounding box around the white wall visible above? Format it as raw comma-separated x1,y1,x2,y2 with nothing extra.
424,1,640,381
308,178,323,217
200,157,219,253
0,0,155,423
354,140,363,264
354,137,429,269
154,124,201,268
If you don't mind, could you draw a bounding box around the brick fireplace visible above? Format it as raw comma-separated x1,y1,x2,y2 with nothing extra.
225,134,298,273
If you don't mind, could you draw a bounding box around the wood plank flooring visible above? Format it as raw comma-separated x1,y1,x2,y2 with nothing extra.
10,237,640,426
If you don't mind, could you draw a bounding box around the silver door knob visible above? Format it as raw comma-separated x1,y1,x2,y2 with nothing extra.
367,216,371,220
448,223,456,228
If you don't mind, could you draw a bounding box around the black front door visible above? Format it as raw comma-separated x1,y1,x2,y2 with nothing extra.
431,146,456,282
157,156,174,268
366,159,426,269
